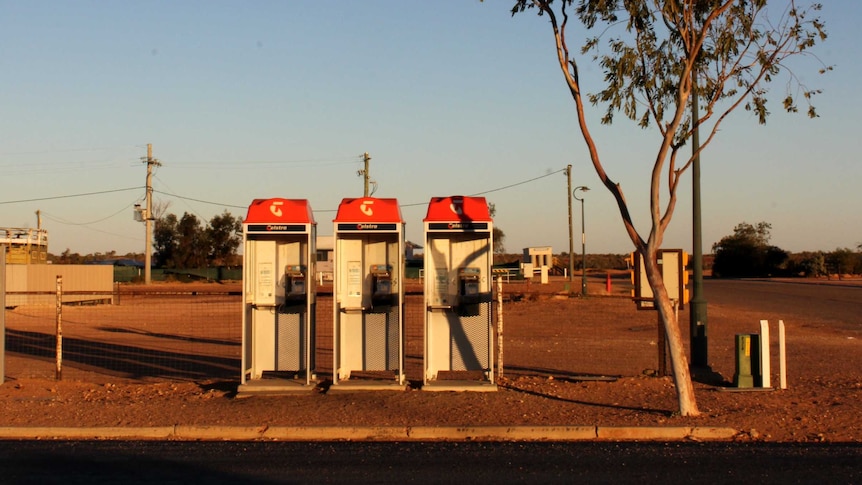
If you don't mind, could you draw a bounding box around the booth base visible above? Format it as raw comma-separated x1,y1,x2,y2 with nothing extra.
422,380,498,392
237,378,318,395
328,380,408,392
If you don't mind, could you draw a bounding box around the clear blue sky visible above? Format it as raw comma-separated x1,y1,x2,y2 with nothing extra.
1,1,858,257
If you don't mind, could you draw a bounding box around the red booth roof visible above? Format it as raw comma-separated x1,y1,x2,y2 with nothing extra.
243,198,315,224
333,197,403,223
423,195,491,222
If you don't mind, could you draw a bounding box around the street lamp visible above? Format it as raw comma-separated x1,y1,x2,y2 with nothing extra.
573,186,589,296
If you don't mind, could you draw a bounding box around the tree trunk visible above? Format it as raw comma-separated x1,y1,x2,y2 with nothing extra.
643,249,700,416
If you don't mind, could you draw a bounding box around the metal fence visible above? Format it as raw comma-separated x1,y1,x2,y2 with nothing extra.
2,276,661,385
4,287,239,382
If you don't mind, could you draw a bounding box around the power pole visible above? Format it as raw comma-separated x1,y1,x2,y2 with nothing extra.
566,165,574,289
142,144,161,285
361,152,371,197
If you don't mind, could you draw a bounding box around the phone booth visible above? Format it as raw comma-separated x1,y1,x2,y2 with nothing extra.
423,195,496,391
332,197,405,389
239,198,316,392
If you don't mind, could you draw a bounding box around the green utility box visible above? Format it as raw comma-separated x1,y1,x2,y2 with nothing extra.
733,334,762,388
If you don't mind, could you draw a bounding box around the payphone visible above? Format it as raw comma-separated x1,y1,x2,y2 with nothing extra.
423,196,495,390
332,197,405,389
370,263,393,307
458,267,481,305
283,264,307,303
240,198,317,392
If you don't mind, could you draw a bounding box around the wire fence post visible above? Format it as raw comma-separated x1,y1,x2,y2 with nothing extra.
496,275,503,380
0,245,5,385
55,275,62,381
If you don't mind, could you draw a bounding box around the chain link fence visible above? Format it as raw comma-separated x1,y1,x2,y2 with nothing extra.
2,275,661,385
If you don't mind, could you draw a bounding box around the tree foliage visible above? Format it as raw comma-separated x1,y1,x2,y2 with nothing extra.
488,202,507,254
711,221,789,277
153,213,179,268
207,211,243,266
510,0,828,416
153,211,242,269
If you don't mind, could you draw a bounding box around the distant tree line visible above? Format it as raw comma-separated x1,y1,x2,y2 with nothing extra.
50,249,143,265
712,221,862,278
50,216,860,277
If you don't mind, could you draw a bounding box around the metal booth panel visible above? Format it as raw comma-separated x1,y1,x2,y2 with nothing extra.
425,235,492,380
335,235,402,382
422,195,494,389
240,198,316,391
331,197,405,389
248,239,312,377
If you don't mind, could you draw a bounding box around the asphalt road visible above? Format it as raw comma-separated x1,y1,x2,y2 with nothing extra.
703,278,862,329
0,440,859,484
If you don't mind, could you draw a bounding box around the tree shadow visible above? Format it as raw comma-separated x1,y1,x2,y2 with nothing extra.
499,364,672,416
691,365,733,387
497,381,673,416
98,326,238,347
502,364,620,383
6,329,239,381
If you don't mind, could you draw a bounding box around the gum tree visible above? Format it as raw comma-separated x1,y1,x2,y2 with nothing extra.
511,1,828,415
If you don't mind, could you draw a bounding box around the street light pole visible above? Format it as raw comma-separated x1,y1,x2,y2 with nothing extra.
690,70,708,367
573,186,589,296
566,165,574,289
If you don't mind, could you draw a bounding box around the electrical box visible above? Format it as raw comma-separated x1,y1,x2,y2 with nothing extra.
631,248,689,310
733,333,761,388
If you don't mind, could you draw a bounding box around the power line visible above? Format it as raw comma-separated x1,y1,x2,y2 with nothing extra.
0,166,568,216
41,201,138,226
0,145,140,156
470,168,567,196
153,174,208,222
153,189,247,209
0,187,141,205
397,167,568,209
167,156,362,169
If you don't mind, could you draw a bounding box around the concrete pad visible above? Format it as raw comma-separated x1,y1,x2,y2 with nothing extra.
327,381,407,392
237,378,318,395
421,380,498,392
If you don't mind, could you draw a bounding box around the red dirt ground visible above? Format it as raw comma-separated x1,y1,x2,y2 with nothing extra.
1,277,859,442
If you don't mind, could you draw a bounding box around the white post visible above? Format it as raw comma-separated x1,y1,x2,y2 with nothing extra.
496,275,503,380
759,320,771,388
56,275,63,381
778,320,787,389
